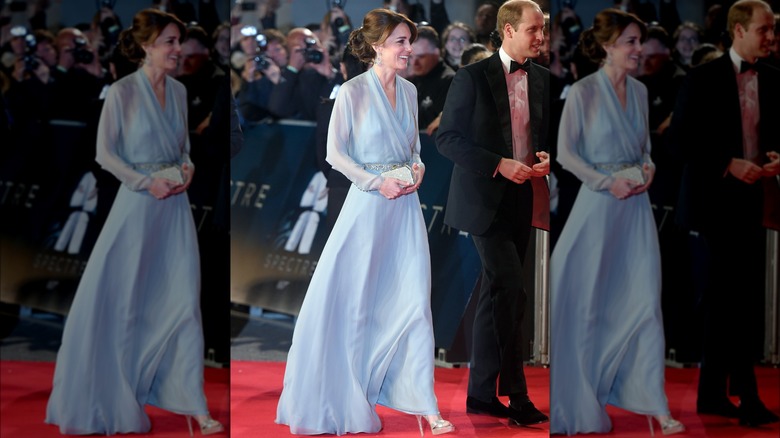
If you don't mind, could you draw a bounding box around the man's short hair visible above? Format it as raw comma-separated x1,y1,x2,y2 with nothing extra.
727,0,772,40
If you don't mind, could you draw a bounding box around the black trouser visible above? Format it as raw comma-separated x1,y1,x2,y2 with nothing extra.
468,182,533,400
697,222,765,404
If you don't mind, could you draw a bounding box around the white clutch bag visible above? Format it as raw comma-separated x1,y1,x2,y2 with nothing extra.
381,165,415,186
612,166,644,184
150,166,184,184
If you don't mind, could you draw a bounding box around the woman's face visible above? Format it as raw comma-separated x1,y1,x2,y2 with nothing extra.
375,24,413,71
215,28,230,60
604,23,643,72
445,28,471,60
144,23,182,72
675,27,700,62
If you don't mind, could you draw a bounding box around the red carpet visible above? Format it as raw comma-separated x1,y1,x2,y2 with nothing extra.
232,361,779,438
2,361,777,437
0,361,229,437
231,361,549,437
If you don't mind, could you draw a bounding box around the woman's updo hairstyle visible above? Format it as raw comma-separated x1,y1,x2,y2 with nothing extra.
349,8,417,64
579,8,646,63
119,8,186,64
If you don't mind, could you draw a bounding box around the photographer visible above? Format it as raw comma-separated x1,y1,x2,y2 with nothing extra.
90,3,123,61
319,1,353,61
5,26,55,155
236,30,283,122
51,27,110,123
268,28,342,121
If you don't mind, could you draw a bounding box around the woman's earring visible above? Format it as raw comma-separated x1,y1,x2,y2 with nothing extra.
606,52,612,66
375,51,382,65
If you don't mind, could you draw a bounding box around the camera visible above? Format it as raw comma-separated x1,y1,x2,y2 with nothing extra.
22,33,40,72
73,37,95,64
302,37,324,64
100,16,121,49
253,34,272,70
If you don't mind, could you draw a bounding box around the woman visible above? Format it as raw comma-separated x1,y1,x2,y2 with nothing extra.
275,8,454,437
550,8,684,436
211,22,230,74
45,9,223,436
671,21,702,71
441,21,475,71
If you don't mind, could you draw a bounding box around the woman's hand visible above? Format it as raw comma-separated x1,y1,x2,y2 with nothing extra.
425,114,441,136
609,176,641,200
148,178,178,199
379,177,407,199
403,163,424,194
169,163,194,195
630,162,655,195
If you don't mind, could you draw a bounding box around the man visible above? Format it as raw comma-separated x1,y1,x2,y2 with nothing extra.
176,25,225,132
436,0,549,427
474,2,499,49
268,28,342,121
670,0,780,427
408,25,455,136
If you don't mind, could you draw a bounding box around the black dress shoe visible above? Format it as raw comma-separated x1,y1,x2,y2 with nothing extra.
696,399,740,418
738,401,780,427
466,396,511,418
507,400,549,426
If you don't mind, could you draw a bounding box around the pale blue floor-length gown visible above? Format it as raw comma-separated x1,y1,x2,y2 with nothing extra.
550,69,670,435
276,68,440,435
45,70,208,435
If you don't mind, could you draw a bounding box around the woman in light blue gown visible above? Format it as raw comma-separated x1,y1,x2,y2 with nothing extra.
549,9,684,436
275,9,454,437
45,9,223,436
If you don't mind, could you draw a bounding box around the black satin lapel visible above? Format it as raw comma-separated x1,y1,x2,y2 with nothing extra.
528,63,543,156
486,55,513,155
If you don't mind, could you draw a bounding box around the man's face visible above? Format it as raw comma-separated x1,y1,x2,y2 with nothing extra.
286,29,319,70
475,4,498,35
735,6,775,61
502,6,545,61
56,30,87,69
638,37,669,76
409,37,439,77
179,39,208,76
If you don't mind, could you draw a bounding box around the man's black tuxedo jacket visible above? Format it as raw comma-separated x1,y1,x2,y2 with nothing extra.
436,52,550,236
671,53,780,231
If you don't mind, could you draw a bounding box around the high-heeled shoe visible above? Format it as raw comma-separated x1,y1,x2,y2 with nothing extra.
186,415,225,436
647,415,685,436
415,414,455,436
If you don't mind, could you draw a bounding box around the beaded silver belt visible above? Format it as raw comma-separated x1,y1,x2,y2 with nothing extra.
593,162,640,173
131,162,179,173
362,162,409,173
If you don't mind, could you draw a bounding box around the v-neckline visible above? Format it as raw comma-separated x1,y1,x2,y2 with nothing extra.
600,68,630,114
141,70,168,112
371,69,399,114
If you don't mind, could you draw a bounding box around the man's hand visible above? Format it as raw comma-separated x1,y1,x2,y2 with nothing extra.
728,158,763,184
762,151,780,177
498,158,534,184
531,151,550,176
